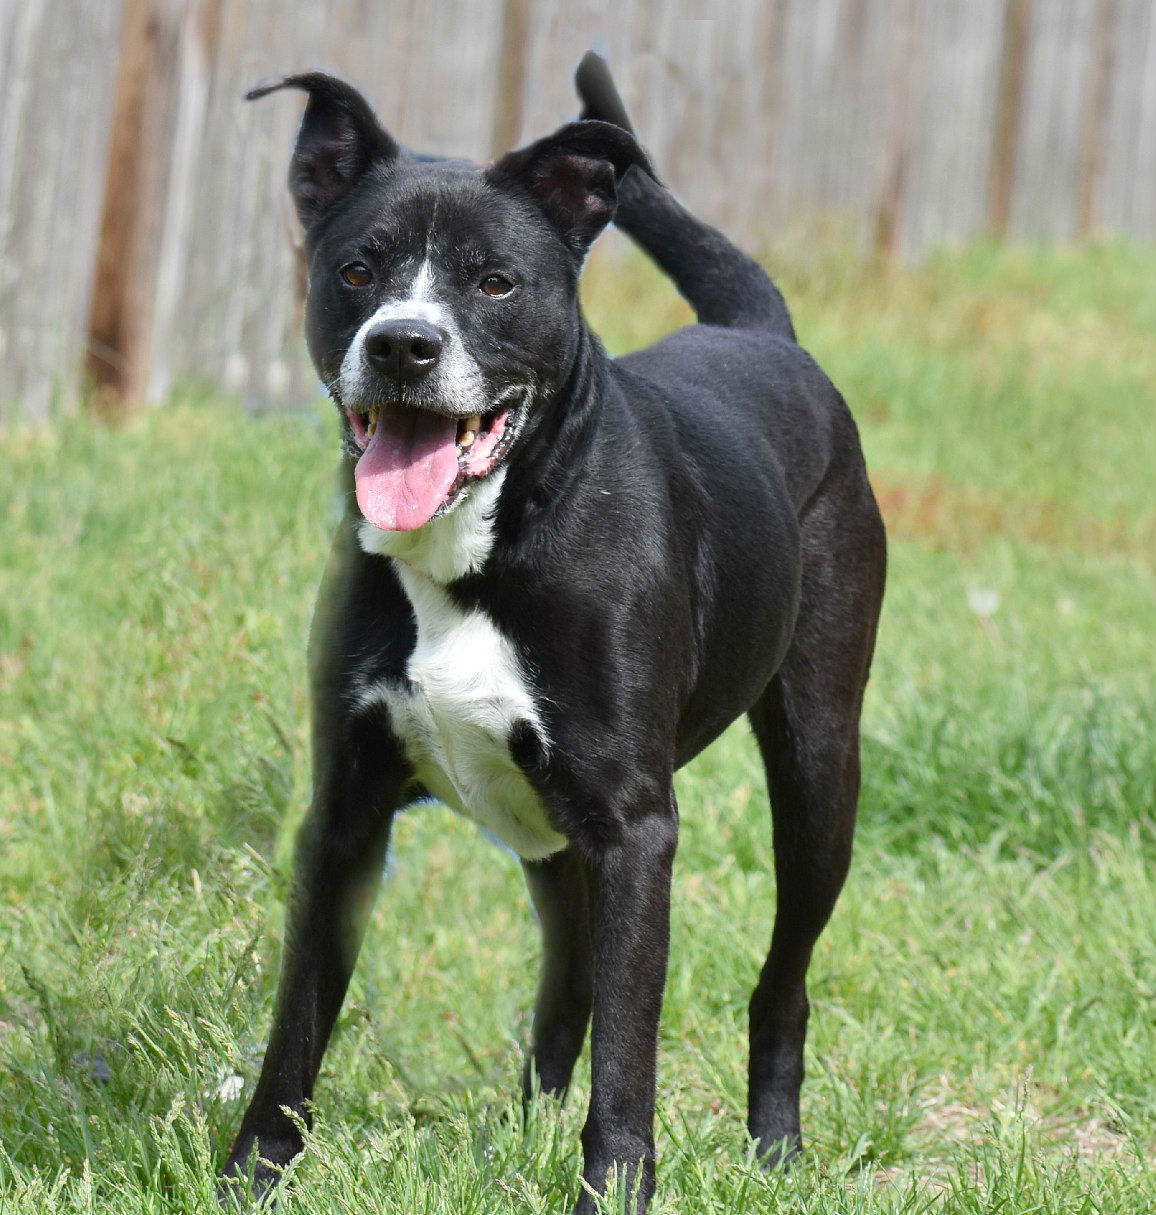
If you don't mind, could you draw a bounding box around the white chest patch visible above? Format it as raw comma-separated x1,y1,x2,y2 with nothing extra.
355,482,566,861
357,466,508,582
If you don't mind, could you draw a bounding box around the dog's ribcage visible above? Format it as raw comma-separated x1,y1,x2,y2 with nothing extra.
355,477,566,861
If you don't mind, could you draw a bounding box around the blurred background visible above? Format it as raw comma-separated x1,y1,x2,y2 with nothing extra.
2,6,1156,1209
1,0,1154,420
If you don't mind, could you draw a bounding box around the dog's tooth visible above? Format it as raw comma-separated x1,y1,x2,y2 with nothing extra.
458,414,482,448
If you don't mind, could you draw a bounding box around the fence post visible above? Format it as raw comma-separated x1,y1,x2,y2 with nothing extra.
1076,0,1118,240
987,0,1033,240
85,0,178,409
873,0,919,256
491,0,531,157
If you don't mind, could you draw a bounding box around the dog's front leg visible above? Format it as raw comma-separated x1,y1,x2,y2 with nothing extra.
577,797,678,1215
522,848,594,1105
222,719,406,1197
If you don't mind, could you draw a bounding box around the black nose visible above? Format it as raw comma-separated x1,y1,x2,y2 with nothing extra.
364,319,445,382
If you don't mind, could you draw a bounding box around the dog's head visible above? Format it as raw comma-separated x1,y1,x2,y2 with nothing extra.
248,72,649,532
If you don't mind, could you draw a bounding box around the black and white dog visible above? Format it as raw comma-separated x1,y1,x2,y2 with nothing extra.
224,54,885,1213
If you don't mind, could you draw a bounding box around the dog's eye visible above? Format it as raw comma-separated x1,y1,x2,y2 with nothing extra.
479,274,514,297
340,263,373,287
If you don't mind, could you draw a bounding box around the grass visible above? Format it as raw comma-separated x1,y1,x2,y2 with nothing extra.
2,239,1155,1212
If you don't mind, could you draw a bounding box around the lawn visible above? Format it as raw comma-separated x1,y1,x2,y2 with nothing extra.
1,240,1154,1212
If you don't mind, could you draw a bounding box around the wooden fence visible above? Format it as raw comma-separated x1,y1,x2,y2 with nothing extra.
1,0,1154,419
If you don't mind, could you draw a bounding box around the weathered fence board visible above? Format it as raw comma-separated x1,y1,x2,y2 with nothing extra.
0,0,123,417
0,0,1154,419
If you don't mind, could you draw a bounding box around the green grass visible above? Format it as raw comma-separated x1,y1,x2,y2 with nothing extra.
2,241,1155,1212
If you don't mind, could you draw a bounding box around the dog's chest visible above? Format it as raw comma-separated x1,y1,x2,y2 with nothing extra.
364,563,565,861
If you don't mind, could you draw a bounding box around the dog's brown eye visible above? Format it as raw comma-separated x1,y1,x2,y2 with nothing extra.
340,263,373,287
479,274,514,297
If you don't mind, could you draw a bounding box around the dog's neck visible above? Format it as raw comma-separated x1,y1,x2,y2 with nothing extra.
495,326,610,512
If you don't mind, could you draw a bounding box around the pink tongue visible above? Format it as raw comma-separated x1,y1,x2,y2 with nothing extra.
354,409,461,531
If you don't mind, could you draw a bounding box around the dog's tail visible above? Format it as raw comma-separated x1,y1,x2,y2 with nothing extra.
575,52,795,340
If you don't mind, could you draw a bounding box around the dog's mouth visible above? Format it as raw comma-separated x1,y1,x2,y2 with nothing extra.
345,390,527,531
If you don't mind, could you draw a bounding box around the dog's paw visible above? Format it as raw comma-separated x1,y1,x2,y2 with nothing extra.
217,1153,286,1210
753,1131,802,1173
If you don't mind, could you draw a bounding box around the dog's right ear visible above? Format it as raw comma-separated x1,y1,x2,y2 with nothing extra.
246,72,399,229
486,121,653,258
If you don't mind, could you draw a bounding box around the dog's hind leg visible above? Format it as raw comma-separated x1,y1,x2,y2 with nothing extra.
521,848,594,1104
744,488,885,1166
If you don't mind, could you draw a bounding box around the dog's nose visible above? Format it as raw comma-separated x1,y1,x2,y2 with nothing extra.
364,319,445,382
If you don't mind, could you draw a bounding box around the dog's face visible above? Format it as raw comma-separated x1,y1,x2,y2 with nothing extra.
249,73,647,532
305,164,573,532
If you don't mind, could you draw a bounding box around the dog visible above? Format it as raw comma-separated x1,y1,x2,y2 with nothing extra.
223,53,885,1213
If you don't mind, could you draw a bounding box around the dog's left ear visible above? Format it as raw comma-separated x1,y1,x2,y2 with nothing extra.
246,72,400,229
486,120,653,257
